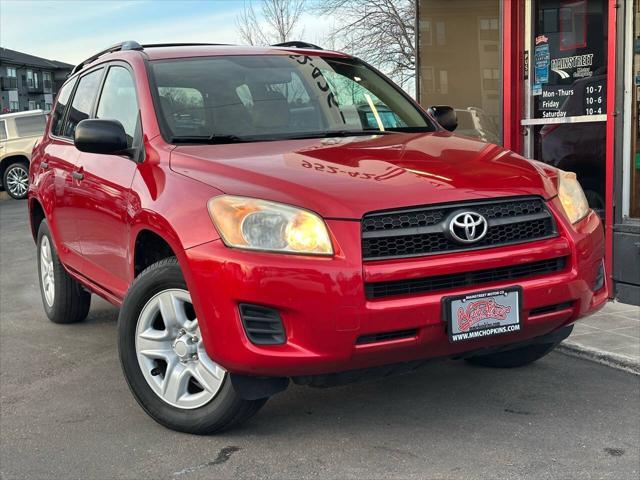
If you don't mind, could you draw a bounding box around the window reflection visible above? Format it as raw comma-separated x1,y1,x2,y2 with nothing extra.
418,0,502,144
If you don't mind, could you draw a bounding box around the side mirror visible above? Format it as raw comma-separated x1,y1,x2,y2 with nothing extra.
74,119,129,155
427,106,457,132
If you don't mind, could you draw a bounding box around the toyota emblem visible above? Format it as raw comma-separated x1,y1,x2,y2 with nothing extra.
447,211,488,244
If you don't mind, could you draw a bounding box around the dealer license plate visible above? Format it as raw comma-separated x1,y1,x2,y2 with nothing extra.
443,287,522,343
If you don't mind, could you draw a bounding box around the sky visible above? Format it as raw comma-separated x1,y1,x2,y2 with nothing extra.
0,0,333,65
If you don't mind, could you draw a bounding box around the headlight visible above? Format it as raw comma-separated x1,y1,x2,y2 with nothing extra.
207,195,333,255
557,170,590,224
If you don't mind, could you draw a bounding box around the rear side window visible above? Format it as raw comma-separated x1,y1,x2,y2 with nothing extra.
96,66,138,146
0,120,6,141
50,79,76,137
15,114,46,137
62,68,103,139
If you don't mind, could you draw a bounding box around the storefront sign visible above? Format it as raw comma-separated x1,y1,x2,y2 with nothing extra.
583,77,606,115
534,43,550,84
532,4,606,122
550,54,594,79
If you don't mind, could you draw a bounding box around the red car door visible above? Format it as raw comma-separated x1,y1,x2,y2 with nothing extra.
38,78,86,272
72,64,140,299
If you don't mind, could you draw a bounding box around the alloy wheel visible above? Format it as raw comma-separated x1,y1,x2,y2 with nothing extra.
6,165,28,198
135,289,225,409
40,236,55,307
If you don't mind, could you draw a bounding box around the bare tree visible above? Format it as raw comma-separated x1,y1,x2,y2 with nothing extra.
314,0,416,87
236,0,306,45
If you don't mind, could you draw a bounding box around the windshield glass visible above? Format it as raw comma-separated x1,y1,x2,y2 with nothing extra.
150,55,434,142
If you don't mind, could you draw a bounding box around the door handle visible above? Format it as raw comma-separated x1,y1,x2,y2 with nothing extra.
72,171,84,181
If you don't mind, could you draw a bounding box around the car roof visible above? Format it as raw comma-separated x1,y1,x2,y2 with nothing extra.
0,109,46,120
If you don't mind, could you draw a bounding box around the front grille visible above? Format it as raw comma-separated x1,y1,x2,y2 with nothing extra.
365,257,567,299
362,197,556,261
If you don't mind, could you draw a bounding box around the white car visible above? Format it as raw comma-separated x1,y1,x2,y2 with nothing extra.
0,110,47,199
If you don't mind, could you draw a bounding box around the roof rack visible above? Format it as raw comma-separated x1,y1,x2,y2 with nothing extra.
271,41,323,50
72,40,323,75
141,43,232,49
71,40,142,74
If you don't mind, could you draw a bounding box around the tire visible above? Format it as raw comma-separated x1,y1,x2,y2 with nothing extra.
465,341,560,368
3,161,29,200
37,220,91,324
117,257,267,434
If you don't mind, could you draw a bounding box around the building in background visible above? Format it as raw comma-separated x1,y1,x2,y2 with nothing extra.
416,0,639,305
0,48,73,113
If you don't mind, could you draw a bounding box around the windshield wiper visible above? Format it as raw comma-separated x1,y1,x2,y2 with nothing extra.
171,134,249,144
386,126,435,133
284,129,394,140
330,130,393,136
170,130,394,144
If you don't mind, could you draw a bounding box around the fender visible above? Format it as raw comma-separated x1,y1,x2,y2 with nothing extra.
130,140,223,250
127,157,225,321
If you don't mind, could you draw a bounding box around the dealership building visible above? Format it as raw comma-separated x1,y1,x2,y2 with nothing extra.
416,0,639,305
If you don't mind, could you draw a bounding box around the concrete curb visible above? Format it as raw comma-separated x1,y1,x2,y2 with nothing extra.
557,341,640,376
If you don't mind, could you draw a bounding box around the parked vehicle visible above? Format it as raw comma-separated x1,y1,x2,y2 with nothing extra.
28,41,607,434
0,110,46,199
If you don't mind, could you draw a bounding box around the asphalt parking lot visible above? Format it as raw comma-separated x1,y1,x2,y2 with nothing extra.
1,196,639,480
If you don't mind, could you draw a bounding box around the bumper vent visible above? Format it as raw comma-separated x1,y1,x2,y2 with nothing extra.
362,197,557,261
529,301,573,316
365,257,567,299
239,304,285,345
356,329,418,345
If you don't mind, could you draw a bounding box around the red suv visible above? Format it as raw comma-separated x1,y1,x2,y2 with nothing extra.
28,41,607,434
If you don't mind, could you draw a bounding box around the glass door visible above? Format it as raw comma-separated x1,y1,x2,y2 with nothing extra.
521,0,608,215
624,0,640,219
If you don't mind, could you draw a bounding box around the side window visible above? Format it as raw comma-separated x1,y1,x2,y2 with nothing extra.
0,120,6,141
62,68,103,139
50,79,76,137
96,66,139,145
15,114,46,138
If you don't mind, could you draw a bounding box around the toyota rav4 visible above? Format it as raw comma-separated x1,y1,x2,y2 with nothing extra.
28,41,607,434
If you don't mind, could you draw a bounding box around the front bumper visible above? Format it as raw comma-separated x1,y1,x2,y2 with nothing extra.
183,198,607,377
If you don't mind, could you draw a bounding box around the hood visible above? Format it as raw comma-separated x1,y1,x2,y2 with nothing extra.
170,132,557,219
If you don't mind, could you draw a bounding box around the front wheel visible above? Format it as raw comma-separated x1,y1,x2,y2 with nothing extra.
465,341,560,368
3,161,29,199
118,257,266,434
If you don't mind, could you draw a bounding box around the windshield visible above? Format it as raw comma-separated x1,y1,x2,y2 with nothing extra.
149,55,434,143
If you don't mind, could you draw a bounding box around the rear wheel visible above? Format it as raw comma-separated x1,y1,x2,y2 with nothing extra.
3,161,29,199
118,257,267,434
465,341,560,368
37,220,91,324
